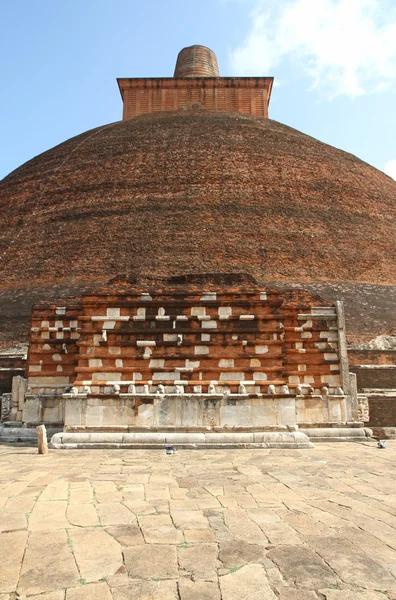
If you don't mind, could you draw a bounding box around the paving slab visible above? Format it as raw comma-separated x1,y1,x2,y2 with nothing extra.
18,530,79,595
219,564,277,599
1,442,396,598
68,528,123,582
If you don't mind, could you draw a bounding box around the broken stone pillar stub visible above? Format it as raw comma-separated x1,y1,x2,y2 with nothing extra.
36,424,49,454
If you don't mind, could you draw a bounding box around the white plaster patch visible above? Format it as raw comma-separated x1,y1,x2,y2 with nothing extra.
103,321,116,330
107,308,120,317
186,360,200,369
143,347,152,359
219,359,234,368
55,321,63,328
298,364,307,372
41,321,49,328
202,320,217,329
42,344,51,350
320,331,338,340
149,359,165,368
56,332,64,339
255,345,268,354
133,373,142,381
55,307,66,315
220,372,244,381
239,314,255,320
218,307,232,318
250,359,261,367
260,292,267,300
153,372,179,380
156,315,170,321
200,292,217,301
70,320,78,328
288,375,300,384
163,334,178,341
41,332,50,339
57,366,63,372
93,334,102,346
295,342,303,349
92,372,121,381
140,293,152,301
330,364,339,371
324,353,339,361
52,354,62,362
304,376,315,383
201,333,211,341
321,374,341,385
253,372,267,380
137,341,156,347
195,346,209,355
116,359,123,368
89,359,103,368
301,332,312,339
191,306,206,316
30,365,42,372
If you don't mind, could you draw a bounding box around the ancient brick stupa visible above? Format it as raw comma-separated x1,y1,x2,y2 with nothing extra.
0,45,395,446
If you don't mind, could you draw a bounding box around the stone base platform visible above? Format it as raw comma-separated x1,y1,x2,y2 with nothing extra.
299,424,373,442
49,430,313,449
0,423,62,444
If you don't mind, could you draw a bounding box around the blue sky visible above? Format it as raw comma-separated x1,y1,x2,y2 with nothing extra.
1,0,395,180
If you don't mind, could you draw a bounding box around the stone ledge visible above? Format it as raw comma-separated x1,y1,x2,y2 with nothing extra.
49,430,313,449
299,427,373,442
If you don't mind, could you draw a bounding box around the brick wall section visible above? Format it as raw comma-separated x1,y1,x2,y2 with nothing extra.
27,288,343,396
350,366,396,391
367,395,396,427
118,78,273,120
26,301,82,391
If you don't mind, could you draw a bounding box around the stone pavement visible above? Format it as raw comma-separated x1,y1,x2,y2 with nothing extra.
0,442,396,599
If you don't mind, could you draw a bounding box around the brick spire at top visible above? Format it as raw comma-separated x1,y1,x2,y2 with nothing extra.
174,45,220,78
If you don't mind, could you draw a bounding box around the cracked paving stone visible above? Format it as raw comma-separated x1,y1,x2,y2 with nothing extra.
28,500,69,531
184,528,216,543
219,564,277,600
306,535,396,591
66,504,100,527
267,545,338,588
218,539,267,569
138,514,183,544
112,580,178,599
171,509,209,530
96,502,136,526
178,544,218,581
18,530,79,595
66,581,113,599
276,589,319,600
68,528,123,582
319,591,391,600
105,524,145,546
0,531,28,593
223,509,268,545
178,580,221,599
123,544,178,579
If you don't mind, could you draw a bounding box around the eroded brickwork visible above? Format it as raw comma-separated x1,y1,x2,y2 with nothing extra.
118,78,273,120
27,289,343,397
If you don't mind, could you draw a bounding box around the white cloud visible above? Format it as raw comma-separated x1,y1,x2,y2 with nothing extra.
230,0,396,99
384,160,396,180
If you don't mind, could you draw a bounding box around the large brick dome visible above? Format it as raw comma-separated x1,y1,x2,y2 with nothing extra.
1,110,396,348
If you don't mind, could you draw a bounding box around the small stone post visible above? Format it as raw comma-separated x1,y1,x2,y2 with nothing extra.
36,424,48,454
